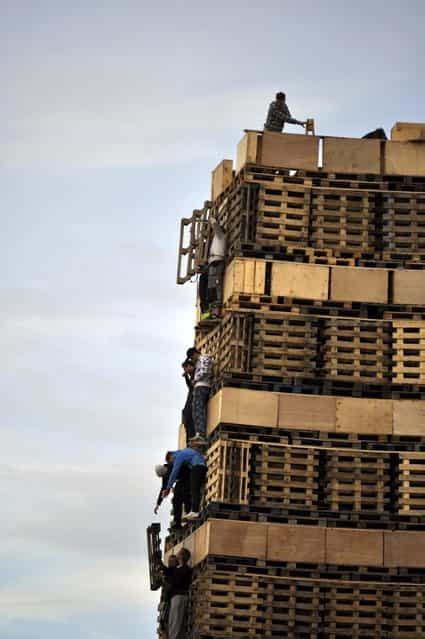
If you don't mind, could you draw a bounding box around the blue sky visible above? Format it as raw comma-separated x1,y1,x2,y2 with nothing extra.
2,1,424,637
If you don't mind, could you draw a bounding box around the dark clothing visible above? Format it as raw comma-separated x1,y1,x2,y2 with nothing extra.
173,472,191,527
190,464,207,511
163,564,193,599
182,379,195,442
207,259,225,309
192,385,210,437
362,128,387,140
199,268,209,314
265,100,303,132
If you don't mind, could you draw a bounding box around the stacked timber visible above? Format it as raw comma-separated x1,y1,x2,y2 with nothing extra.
171,123,425,638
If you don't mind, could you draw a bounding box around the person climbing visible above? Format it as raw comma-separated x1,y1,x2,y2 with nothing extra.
181,359,195,443
154,463,191,530
158,553,178,638
157,547,193,639
264,92,306,132
186,347,213,444
162,448,207,520
206,214,226,318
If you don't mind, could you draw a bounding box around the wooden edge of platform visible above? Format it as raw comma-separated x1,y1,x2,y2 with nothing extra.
165,519,425,569
207,387,425,437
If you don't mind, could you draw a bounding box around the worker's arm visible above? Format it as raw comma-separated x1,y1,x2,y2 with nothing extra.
194,355,213,384
166,454,185,490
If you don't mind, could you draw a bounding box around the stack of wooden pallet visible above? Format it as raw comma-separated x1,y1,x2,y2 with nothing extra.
169,124,425,638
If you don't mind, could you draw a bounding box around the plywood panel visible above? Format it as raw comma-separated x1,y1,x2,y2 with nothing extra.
278,393,336,431
330,266,388,303
384,531,425,567
391,122,425,142
393,400,425,436
211,159,233,200
194,521,210,564
272,262,329,300
178,423,186,449
236,131,260,172
268,524,326,563
209,519,267,559
261,131,319,171
326,529,384,566
323,137,381,174
208,388,279,433
385,141,425,176
336,397,393,434
223,258,266,302
393,270,425,305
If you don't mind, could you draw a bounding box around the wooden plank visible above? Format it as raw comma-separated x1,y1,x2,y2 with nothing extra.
336,397,393,435
384,531,425,568
326,528,384,567
393,269,425,305
209,519,268,560
322,137,381,174
235,131,260,172
271,262,329,300
385,140,425,177
278,393,336,431
211,159,233,200
178,423,186,449
223,258,266,302
267,524,326,563
260,131,319,171
393,400,425,436
207,388,279,434
330,266,388,303
391,122,425,142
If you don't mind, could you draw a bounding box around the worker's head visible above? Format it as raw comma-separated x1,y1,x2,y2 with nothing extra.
168,554,178,568
182,358,195,375
177,547,191,566
276,92,286,102
165,451,175,464
155,464,168,477
186,347,200,363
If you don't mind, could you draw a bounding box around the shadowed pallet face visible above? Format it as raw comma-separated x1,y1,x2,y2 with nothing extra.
189,564,425,639
206,438,425,520
210,166,425,266
196,311,425,389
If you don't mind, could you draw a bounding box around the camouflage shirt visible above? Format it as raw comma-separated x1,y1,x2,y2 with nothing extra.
264,100,292,132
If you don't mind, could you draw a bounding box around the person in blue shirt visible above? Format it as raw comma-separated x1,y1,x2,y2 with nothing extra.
161,448,207,520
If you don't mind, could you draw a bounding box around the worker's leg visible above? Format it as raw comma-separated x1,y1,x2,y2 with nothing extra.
198,269,209,314
182,474,191,516
172,481,184,527
182,391,195,441
168,594,188,639
190,465,207,512
192,386,210,438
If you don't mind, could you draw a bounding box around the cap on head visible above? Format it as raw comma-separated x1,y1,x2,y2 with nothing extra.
276,91,286,100
155,464,168,477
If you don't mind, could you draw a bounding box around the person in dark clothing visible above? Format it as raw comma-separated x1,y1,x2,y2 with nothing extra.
163,448,207,520
154,463,191,529
181,359,195,442
158,554,178,637
159,548,193,639
265,92,306,132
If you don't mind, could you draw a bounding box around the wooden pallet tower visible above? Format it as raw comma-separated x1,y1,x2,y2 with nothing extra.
169,123,425,638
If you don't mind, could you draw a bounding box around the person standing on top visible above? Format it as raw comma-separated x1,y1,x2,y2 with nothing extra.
162,447,207,520
186,347,213,443
264,92,306,132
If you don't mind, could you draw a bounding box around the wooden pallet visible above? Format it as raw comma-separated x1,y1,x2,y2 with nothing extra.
206,438,425,517
188,564,425,638
392,321,425,383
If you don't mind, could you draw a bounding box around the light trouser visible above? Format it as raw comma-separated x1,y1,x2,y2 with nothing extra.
192,386,210,437
168,594,188,639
